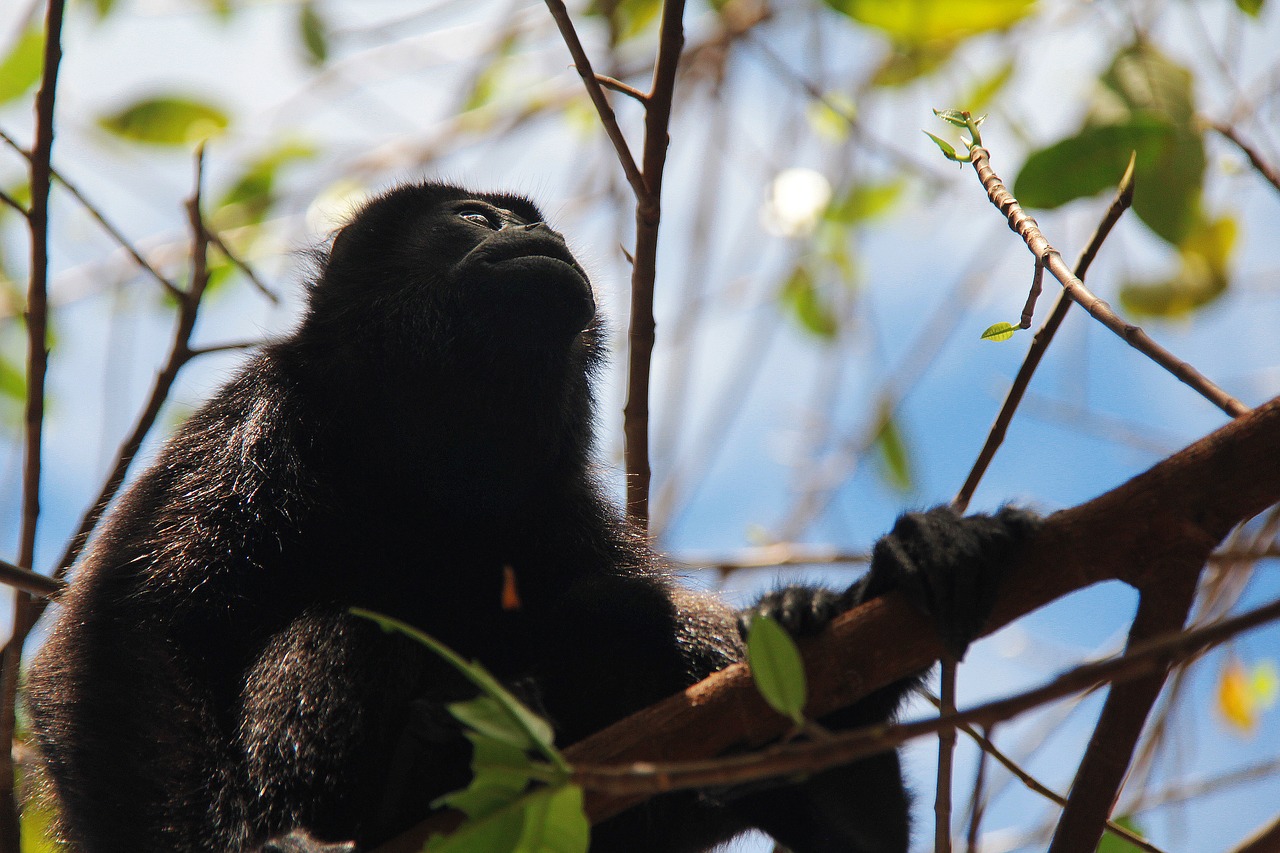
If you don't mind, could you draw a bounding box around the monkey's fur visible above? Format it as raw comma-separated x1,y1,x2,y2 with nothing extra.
27,183,1038,852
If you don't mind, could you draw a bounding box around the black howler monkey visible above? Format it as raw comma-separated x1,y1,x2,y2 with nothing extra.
26,182,1038,853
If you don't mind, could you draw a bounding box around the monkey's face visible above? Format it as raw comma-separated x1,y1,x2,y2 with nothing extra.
311,183,596,359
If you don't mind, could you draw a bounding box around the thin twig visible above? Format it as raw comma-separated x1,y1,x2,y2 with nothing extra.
185,339,265,358
935,660,957,853
1207,118,1280,193
964,724,989,853
0,126,183,299
0,2,66,849
1019,257,1043,329
205,228,279,303
50,146,215,582
921,696,1166,853
954,155,1134,513
570,593,1280,801
542,0,645,196
967,143,1249,419
0,189,24,217
0,558,62,599
594,72,647,103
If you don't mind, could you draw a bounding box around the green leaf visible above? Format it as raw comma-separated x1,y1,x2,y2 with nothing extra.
923,130,962,162
0,354,25,405
826,180,905,224
0,28,44,107
426,785,588,853
980,321,1018,342
98,96,229,147
870,42,956,87
1235,0,1264,16
351,609,561,766
781,266,839,339
806,93,857,143
961,60,1015,115
298,2,329,66
586,0,662,42
214,140,316,230
1096,816,1148,853
91,0,118,18
746,615,807,726
822,0,1037,46
933,108,970,127
514,784,589,853
449,696,541,752
436,732,536,818
1013,117,1171,210
1095,43,1205,244
1119,216,1236,317
873,411,913,492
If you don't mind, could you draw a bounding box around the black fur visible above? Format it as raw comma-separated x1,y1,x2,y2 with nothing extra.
25,182,1038,853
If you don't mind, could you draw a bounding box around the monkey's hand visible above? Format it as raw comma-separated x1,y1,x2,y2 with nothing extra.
848,505,1041,660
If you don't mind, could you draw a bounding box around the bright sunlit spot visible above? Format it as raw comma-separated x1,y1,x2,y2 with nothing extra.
760,167,831,238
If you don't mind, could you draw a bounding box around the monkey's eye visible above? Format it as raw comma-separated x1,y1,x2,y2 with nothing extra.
457,209,499,229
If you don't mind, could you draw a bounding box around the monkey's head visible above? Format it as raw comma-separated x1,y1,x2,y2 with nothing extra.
303,182,597,363
292,182,603,493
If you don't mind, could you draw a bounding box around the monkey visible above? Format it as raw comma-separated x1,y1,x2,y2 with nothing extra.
25,181,1039,853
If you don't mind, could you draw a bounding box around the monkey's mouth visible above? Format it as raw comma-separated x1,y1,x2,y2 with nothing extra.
458,243,595,343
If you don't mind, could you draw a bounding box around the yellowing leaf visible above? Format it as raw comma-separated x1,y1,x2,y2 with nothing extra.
0,28,44,107
1120,216,1236,317
98,96,229,146
873,410,913,493
823,0,1037,46
781,265,839,339
1252,660,1278,709
1218,658,1257,732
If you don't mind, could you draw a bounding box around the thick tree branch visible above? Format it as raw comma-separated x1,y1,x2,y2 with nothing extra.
377,394,1280,850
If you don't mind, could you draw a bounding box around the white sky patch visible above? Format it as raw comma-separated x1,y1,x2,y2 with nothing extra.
305,179,372,236
760,167,832,238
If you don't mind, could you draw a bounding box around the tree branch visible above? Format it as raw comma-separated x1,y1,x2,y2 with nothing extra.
966,143,1249,419
376,394,1280,850
0,2,66,848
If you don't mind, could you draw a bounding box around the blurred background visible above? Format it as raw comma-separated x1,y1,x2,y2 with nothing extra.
1,0,1279,849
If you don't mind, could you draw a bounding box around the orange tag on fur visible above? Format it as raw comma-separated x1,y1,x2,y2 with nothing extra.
501,565,522,611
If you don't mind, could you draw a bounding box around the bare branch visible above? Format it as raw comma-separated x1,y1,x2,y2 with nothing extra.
0,126,183,300
954,160,1135,512
966,143,1249,419
1207,118,1280,194
594,73,647,103
205,228,279,303
542,0,645,196
0,558,62,599
0,2,67,848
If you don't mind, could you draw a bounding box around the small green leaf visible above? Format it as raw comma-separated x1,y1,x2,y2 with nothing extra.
781,266,839,339
1235,0,1264,16
923,131,962,162
746,615,807,726
962,61,1014,115
0,28,44,107
933,108,970,127
0,353,24,405
514,784,589,853
98,96,229,146
425,785,588,853
586,0,662,42
980,321,1018,342
298,1,329,66
436,732,535,818
214,140,316,230
351,609,561,766
806,93,857,143
826,180,905,224
449,696,539,752
92,0,118,18
873,411,913,493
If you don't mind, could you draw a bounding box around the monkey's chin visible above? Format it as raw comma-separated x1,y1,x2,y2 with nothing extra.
460,256,596,347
